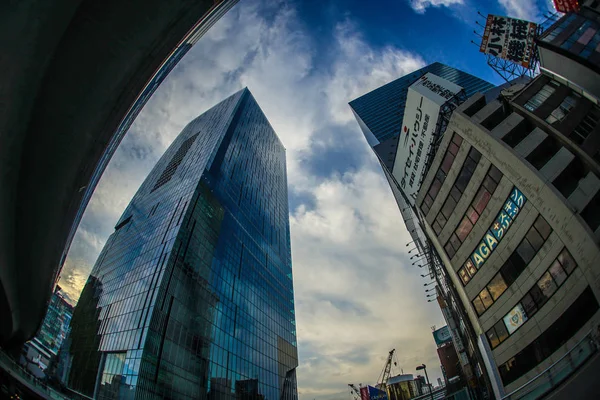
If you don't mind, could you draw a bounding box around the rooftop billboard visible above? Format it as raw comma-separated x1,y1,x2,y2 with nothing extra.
553,0,579,12
479,14,537,68
391,73,462,206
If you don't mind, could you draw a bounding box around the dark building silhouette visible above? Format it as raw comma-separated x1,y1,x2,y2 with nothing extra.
0,0,239,347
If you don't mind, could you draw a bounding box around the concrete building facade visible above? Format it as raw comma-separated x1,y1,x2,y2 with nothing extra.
415,69,600,396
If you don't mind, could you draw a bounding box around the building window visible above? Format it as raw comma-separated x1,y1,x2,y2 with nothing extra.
472,215,552,315
541,14,577,43
525,136,562,170
457,187,527,285
552,158,586,199
420,133,463,215
580,190,600,232
545,94,580,125
524,81,558,112
432,147,482,235
578,30,600,59
444,165,502,261
498,286,598,386
152,133,199,192
486,248,577,350
502,119,534,148
572,105,600,145
559,21,595,50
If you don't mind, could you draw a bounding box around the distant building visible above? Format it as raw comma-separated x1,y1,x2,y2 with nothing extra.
34,286,74,355
64,88,298,400
20,286,73,381
432,326,460,385
386,374,418,400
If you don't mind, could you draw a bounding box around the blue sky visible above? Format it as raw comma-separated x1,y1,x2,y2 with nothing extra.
59,0,556,398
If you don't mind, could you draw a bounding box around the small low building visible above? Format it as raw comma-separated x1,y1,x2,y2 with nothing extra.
387,374,419,400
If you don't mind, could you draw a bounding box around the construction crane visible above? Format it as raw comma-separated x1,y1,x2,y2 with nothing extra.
348,383,362,400
376,349,397,391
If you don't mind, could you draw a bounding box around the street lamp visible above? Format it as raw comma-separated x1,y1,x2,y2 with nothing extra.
424,282,435,286
416,364,433,400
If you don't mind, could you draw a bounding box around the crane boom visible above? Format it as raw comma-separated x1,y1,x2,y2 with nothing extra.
348,384,361,400
376,349,396,390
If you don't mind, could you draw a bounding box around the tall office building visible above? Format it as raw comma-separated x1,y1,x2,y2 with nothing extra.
349,63,494,251
65,89,298,400
350,62,494,173
349,64,497,397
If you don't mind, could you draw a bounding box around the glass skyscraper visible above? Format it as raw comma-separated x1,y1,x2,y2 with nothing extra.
34,286,73,355
65,88,298,400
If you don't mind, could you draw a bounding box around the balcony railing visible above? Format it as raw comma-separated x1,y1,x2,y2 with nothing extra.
501,329,598,400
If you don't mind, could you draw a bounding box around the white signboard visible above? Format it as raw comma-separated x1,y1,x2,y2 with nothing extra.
479,15,537,69
503,303,528,335
391,73,463,205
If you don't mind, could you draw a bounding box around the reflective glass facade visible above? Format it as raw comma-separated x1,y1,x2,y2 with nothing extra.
349,62,494,147
66,88,298,400
34,287,73,354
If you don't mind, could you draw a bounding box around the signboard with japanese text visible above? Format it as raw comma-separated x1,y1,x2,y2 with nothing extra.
391,73,463,205
459,187,527,284
480,14,538,68
553,0,579,13
433,326,453,346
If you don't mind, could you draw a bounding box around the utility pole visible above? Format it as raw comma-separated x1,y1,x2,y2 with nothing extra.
416,364,434,400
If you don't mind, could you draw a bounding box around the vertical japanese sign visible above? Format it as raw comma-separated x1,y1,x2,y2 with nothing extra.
553,0,579,13
391,73,463,205
480,15,538,68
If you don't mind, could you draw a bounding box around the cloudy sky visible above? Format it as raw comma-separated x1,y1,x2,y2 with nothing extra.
59,0,556,398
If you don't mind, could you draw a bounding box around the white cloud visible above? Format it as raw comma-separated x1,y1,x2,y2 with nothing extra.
60,0,445,397
409,0,464,14
291,169,445,397
327,20,425,124
498,0,540,21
